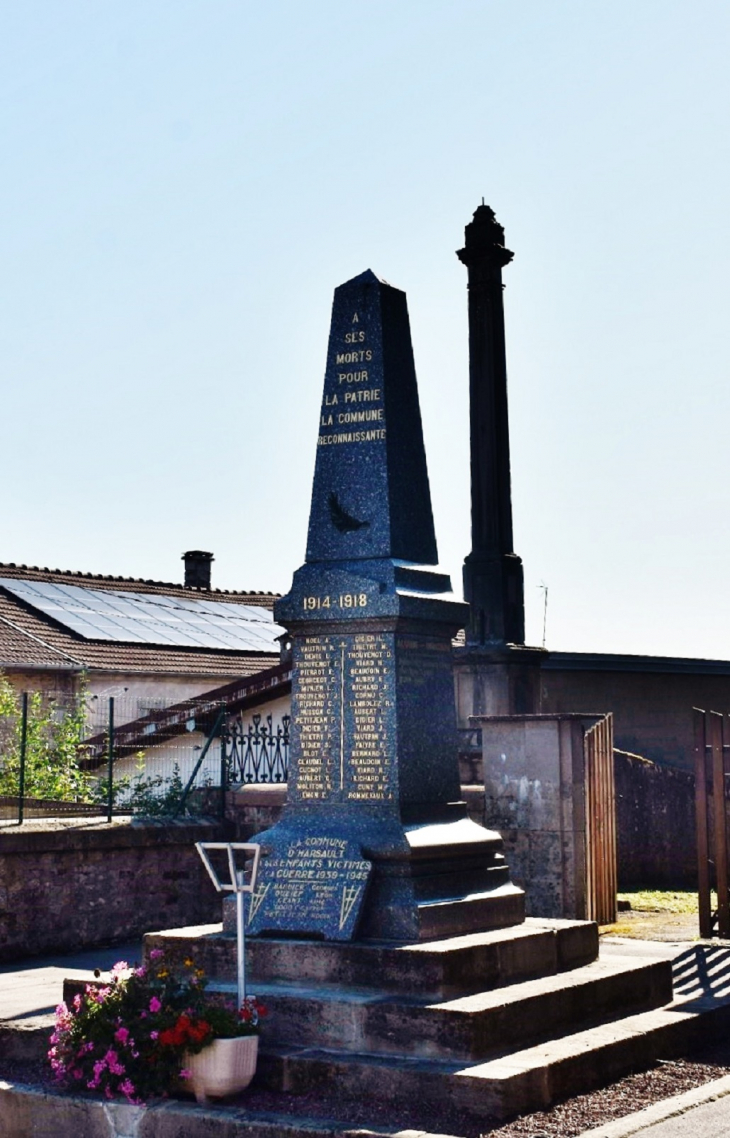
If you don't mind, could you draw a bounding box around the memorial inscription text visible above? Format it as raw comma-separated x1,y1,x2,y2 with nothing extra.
317,312,387,448
294,632,394,803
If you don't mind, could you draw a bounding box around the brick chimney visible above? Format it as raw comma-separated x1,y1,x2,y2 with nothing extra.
182,550,214,590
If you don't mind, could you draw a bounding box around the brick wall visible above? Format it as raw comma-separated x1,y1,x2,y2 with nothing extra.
0,819,228,962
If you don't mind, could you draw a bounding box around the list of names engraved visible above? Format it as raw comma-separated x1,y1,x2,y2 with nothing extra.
295,637,340,800
292,632,395,803
347,634,393,801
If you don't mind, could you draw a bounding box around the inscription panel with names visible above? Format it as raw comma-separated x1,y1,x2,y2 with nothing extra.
291,631,396,805
246,834,371,941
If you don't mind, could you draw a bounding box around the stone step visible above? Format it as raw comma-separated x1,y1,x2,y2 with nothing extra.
0,1016,53,1063
145,916,598,999
202,954,671,1061
0,1079,466,1138
254,955,730,1122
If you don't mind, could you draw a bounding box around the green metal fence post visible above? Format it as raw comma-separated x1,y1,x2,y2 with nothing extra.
177,706,226,817
106,696,115,823
220,715,228,820
18,692,28,826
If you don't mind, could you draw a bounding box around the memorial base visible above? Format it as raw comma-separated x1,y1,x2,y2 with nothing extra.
231,804,524,943
359,808,525,941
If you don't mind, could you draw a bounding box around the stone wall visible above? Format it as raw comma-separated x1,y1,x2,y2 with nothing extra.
615,750,696,889
0,818,227,962
475,713,608,920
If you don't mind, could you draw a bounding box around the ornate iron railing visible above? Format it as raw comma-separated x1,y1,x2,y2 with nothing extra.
224,713,290,784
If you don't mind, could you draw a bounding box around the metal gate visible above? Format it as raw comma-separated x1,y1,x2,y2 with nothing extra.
694,707,729,938
585,713,617,925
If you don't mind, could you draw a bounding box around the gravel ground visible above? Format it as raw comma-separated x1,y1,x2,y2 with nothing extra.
485,1048,730,1138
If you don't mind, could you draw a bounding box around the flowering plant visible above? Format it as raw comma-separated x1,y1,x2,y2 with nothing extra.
48,949,266,1104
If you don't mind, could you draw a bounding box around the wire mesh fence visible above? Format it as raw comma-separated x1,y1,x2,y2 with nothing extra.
0,680,290,824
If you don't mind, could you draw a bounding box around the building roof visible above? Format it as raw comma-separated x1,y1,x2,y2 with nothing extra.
0,562,281,678
543,650,730,676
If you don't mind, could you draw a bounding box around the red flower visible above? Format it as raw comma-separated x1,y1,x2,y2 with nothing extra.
159,1014,211,1049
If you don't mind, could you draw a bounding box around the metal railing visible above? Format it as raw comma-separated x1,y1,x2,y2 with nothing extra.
223,712,290,785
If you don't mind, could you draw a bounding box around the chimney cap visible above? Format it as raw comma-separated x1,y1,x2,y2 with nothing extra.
182,550,214,562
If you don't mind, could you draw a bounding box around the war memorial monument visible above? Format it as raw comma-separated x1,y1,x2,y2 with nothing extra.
245,265,524,943
131,209,730,1131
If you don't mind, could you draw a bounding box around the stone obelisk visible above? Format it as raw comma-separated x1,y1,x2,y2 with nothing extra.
245,269,524,943
454,206,545,717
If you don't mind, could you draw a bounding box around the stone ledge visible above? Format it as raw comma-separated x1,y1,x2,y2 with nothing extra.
0,1080,457,1138
230,785,288,807
0,819,225,854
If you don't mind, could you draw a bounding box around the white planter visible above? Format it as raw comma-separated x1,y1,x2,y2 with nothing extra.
184,1035,259,1103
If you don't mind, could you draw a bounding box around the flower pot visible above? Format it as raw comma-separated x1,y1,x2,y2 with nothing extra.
184,1035,259,1104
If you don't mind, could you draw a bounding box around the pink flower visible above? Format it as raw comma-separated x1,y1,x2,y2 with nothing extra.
104,1048,126,1076
179,1068,192,1080
114,1027,130,1046
149,1030,159,1040
149,948,164,961
149,996,162,1013
119,1077,138,1102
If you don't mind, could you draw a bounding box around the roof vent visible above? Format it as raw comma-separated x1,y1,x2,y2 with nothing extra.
182,550,214,590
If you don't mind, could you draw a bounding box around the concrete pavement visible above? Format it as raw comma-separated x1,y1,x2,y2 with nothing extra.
0,942,143,1022
577,1074,730,1137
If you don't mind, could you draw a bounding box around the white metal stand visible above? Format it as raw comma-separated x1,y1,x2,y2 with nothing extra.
195,842,261,1006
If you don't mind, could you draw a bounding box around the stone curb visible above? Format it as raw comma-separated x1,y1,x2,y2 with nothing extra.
0,1080,463,1138
574,1072,730,1137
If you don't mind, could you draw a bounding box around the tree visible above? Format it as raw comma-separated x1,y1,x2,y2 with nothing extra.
0,675,93,801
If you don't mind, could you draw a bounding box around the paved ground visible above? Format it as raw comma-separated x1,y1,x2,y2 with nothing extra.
578,1075,730,1137
0,941,143,1022
626,1093,730,1136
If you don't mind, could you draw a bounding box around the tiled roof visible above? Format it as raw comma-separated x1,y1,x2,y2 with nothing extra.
0,562,275,603
0,562,280,677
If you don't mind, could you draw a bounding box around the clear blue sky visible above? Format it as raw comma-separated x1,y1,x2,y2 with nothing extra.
2,1,729,659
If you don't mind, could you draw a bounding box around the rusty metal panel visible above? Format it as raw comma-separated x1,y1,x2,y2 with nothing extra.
584,713,617,925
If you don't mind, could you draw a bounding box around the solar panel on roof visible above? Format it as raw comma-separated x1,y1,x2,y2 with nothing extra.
0,578,283,653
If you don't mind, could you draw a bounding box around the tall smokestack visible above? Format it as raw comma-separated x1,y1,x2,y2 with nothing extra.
457,204,525,647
